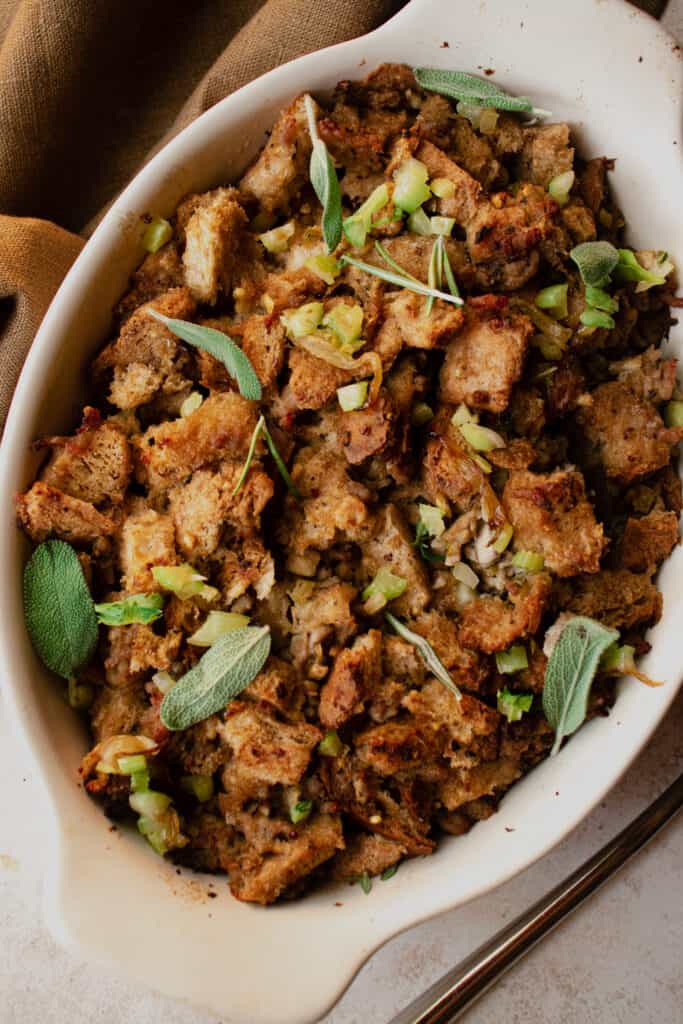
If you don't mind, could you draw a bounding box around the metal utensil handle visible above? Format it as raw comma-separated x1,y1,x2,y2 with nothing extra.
390,771,683,1024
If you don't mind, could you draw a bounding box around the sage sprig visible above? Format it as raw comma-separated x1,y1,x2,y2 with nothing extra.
23,540,98,679
385,612,461,700
160,624,271,730
233,414,301,498
542,616,618,757
569,242,620,288
148,311,262,401
94,593,164,626
340,254,464,307
304,94,342,253
413,68,550,117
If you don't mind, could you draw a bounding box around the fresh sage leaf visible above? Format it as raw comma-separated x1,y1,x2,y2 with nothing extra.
160,625,271,730
542,616,618,757
569,241,620,288
233,414,301,499
23,540,98,679
413,67,549,116
385,612,461,700
148,311,262,401
304,94,342,252
340,254,464,307
94,593,164,626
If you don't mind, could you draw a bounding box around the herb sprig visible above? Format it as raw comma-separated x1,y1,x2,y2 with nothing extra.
233,414,301,498
148,311,262,401
304,94,342,253
542,616,618,756
340,254,464,307
94,593,164,626
385,612,461,700
413,68,550,118
23,540,98,680
160,625,272,730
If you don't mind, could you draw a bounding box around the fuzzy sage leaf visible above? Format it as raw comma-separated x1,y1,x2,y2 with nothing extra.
23,540,98,679
542,616,618,757
413,68,549,117
160,625,271,730
569,242,620,288
385,612,461,700
148,311,262,401
304,94,342,253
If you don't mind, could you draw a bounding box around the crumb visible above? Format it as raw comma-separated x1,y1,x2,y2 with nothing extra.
440,41,449,48
208,891,217,899
176,868,182,875
638,56,643,63
504,827,515,833
335,901,343,907
108,825,117,833
484,68,495,76
555,791,560,797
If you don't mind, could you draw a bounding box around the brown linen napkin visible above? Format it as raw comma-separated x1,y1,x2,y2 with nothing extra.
0,0,668,429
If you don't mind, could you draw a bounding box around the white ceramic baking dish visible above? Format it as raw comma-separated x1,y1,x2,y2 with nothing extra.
0,1,681,1021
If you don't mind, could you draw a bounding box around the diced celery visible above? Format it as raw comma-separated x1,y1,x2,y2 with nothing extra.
585,285,618,313
580,308,615,330
430,177,456,199
67,677,93,710
323,303,363,348
319,730,343,757
118,754,147,775
188,611,250,647
459,422,506,452
417,503,445,538
142,217,173,253
290,800,313,824
280,302,324,339
258,220,296,253
393,158,431,213
180,774,214,802
431,216,455,236
495,646,529,675
342,184,390,247
471,453,493,474
151,564,219,603
337,381,369,412
535,283,568,320
451,403,477,427
451,561,479,589
664,401,683,428
152,671,176,694
407,207,431,235
493,522,513,553
600,643,636,674
305,254,341,284
362,567,407,607
411,402,434,426
548,170,575,207
497,685,533,719
130,769,149,794
512,550,545,572
129,790,172,817
180,391,203,417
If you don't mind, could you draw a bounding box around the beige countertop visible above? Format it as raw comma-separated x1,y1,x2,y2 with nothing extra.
1,4,682,1021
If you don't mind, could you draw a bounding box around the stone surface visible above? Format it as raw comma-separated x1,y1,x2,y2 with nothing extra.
1,5,682,1021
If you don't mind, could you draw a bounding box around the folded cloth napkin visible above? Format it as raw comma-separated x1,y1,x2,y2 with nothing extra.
0,0,668,428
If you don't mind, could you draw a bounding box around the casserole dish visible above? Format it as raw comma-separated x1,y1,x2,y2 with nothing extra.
0,1,681,1020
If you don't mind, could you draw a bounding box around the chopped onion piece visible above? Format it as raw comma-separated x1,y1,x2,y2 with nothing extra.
188,611,250,647
478,108,499,134
323,303,363,348
258,220,296,253
95,734,158,775
280,301,324,339
152,564,219,603
337,381,369,412
459,422,506,452
451,403,478,427
305,254,341,284
451,561,478,589
418,503,445,538
430,177,456,199
152,671,176,695
180,391,203,417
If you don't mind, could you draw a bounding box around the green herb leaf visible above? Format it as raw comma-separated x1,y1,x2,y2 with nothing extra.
357,871,372,895
147,311,262,401
380,864,399,881
23,540,98,679
94,593,164,626
414,520,445,564
233,414,301,499
304,95,342,253
569,241,620,288
385,612,461,700
542,616,618,756
160,625,271,730
340,254,464,306
413,67,548,116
